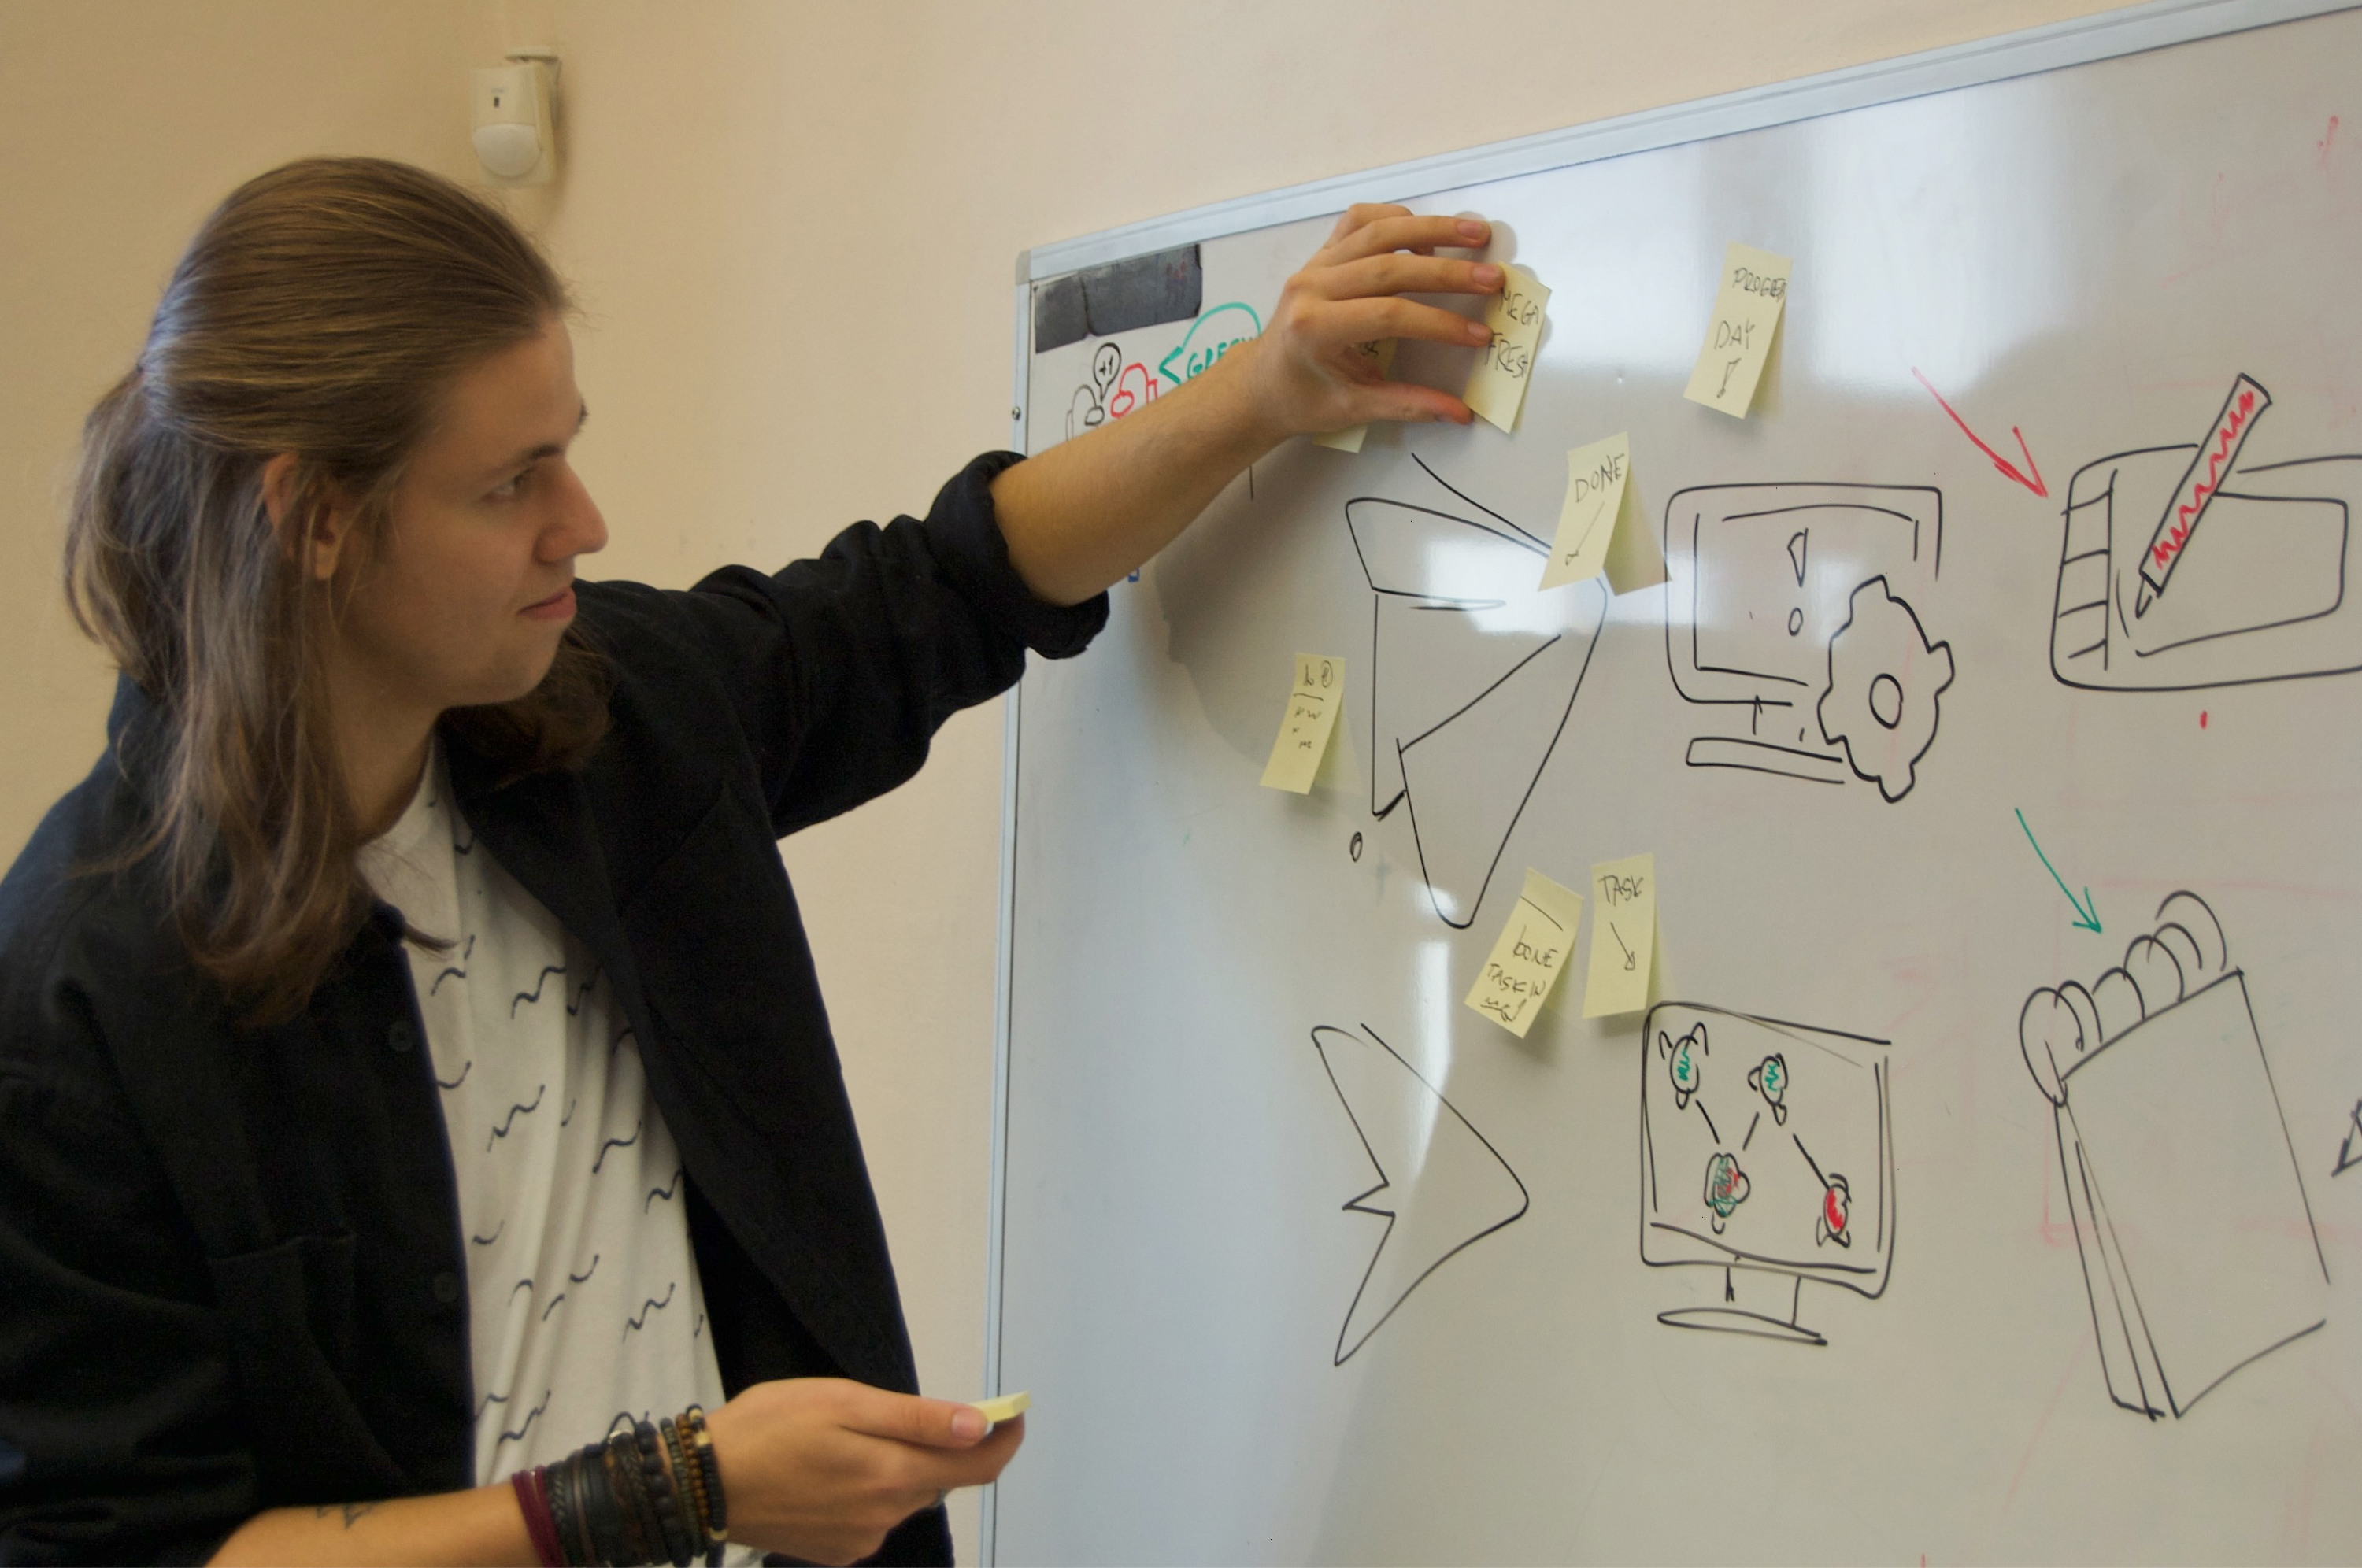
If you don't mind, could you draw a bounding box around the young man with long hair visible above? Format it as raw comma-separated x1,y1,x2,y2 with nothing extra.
0,158,1501,1566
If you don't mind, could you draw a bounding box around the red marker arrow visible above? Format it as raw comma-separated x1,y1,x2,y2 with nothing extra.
1914,368,2048,498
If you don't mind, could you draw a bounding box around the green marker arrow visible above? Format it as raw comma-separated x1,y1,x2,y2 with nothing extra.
2015,808,2101,934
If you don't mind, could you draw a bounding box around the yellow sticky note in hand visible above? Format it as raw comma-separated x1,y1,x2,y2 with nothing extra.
1541,434,1632,590
1583,852,1658,1018
1683,243,1790,418
1259,653,1345,793
972,1391,1030,1425
1464,265,1548,433
1464,868,1583,1037
1313,339,1397,453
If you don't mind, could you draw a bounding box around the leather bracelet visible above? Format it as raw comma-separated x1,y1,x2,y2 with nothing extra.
682,1406,727,1543
604,1434,655,1567
583,1440,632,1566
512,1467,565,1568
545,1454,590,1568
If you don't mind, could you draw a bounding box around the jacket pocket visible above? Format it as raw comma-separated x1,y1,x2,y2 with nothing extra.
205,1233,405,1497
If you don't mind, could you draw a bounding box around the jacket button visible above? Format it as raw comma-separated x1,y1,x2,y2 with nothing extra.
432,1270,461,1305
387,1021,416,1054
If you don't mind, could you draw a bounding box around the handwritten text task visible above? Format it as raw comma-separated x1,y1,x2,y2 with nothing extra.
1313,338,1398,454
1683,243,1791,419
1259,653,1346,793
1542,433,1633,590
1583,851,1659,1018
1465,868,1585,1037
1464,265,1549,433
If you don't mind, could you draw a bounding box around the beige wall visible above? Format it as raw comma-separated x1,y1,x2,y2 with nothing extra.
2,1,2123,1555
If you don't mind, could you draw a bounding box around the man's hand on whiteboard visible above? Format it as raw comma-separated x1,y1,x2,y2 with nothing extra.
704,1376,1023,1565
1247,205,1502,436
990,207,1499,605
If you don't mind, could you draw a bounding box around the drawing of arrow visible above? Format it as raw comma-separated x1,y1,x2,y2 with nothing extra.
2336,1100,2362,1178
1915,368,2048,497
2016,808,2101,933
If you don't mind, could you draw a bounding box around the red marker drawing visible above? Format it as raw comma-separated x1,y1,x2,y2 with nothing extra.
2135,373,2271,618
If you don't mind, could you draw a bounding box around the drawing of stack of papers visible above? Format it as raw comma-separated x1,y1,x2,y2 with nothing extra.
2018,894,2330,1418
1346,478,1606,930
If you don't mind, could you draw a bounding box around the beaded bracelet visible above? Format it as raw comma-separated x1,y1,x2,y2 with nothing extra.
633,1418,695,1567
517,1406,730,1567
682,1406,727,1545
658,1418,702,1553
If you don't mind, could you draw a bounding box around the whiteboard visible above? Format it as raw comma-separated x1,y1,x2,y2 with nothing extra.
988,4,2362,1560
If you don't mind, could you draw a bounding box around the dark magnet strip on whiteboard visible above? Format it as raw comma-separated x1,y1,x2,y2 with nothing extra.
1031,244,1203,353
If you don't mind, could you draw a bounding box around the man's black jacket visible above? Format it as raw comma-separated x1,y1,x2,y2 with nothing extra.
0,453,1105,1565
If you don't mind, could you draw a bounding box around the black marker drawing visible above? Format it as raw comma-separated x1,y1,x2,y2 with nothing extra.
1313,1023,1528,1366
1349,457,1608,928
1640,1004,1894,1345
2335,1101,2361,1178
1664,483,1951,799
2018,892,2329,1418
2053,382,2362,689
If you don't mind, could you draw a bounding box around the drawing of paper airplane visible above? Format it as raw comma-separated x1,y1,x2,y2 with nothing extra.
1312,1023,1530,1366
1347,463,1608,928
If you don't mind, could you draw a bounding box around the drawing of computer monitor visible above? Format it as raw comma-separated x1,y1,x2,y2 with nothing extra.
1639,1003,1894,1344
1662,483,1950,801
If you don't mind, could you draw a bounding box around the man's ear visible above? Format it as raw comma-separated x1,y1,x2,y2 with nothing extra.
260,453,358,582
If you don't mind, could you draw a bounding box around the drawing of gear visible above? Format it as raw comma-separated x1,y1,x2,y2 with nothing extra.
1816,576,1955,803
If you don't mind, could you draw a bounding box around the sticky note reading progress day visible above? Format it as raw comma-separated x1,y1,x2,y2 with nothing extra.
1465,868,1584,1037
1259,653,1345,793
1583,852,1658,1018
1464,265,1548,433
1683,243,1790,418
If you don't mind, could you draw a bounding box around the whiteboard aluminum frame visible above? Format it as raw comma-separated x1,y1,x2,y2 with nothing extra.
983,2,2356,1559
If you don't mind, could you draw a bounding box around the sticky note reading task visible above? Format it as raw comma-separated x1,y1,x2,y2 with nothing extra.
1541,433,1633,589
1683,243,1790,418
1465,868,1584,1037
972,1391,1030,1425
1583,852,1658,1017
1259,653,1345,793
1313,338,1398,453
1464,265,1548,432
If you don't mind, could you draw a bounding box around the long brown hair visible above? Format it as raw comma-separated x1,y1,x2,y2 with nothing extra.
65,157,611,1025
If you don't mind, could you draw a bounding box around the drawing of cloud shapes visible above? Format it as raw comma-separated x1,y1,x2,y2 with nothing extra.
1664,1023,1705,1108
1157,301,1261,388
1312,1023,1530,1366
1816,576,1954,802
1703,1152,1749,1233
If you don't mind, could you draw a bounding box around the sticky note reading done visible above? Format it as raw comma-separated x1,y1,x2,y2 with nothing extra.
1464,265,1549,433
1683,243,1790,418
972,1391,1030,1425
1541,433,1633,590
1465,868,1584,1037
1583,852,1658,1018
1313,339,1398,453
1259,653,1345,793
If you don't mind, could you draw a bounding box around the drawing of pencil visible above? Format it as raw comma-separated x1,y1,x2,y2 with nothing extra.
2134,373,2271,618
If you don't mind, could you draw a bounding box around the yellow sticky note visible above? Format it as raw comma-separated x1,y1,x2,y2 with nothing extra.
1603,492,1668,595
1313,339,1398,453
1259,653,1346,793
1463,265,1548,432
1583,852,1658,1018
1464,868,1583,1037
1541,433,1632,590
972,1391,1030,1424
1683,243,1790,418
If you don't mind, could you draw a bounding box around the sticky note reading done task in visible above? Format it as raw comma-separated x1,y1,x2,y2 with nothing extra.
1464,868,1584,1037
1313,338,1398,454
1259,653,1345,793
1463,264,1549,433
972,1391,1030,1425
1541,433,1633,590
1583,852,1658,1018
1683,243,1790,418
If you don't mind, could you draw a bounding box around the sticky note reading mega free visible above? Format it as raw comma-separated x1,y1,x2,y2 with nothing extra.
1465,868,1584,1037
1464,265,1549,433
1583,852,1658,1018
1541,433,1632,590
1258,653,1345,793
1313,338,1398,454
1683,243,1790,418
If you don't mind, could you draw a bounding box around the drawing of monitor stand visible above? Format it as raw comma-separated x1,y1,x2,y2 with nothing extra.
1639,1003,1895,1344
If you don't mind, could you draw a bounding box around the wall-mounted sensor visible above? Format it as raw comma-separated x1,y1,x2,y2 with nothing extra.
472,47,559,186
